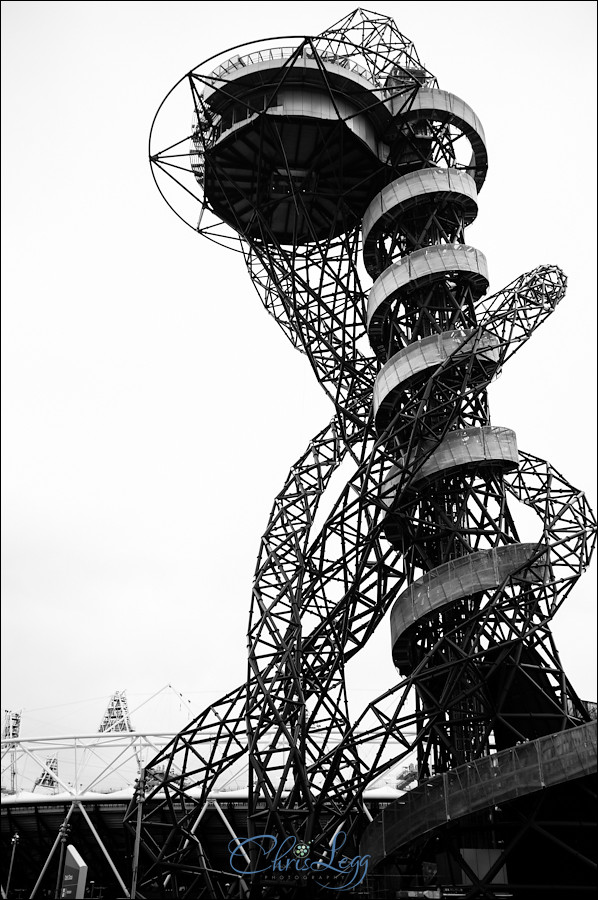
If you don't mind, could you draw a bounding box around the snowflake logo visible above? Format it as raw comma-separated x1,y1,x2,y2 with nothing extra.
293,841,310,859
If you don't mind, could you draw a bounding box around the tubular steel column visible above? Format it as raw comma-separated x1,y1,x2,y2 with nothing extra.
126,10,597,898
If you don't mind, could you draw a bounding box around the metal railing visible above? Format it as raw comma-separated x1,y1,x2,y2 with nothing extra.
361,721,597,865
206,45,370,84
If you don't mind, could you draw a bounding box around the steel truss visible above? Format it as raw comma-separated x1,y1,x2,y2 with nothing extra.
126,9,597,898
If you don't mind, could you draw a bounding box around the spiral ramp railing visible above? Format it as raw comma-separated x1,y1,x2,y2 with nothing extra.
355,139,597,893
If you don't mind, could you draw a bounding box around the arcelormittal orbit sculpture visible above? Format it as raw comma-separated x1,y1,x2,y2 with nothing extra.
126,10,597,898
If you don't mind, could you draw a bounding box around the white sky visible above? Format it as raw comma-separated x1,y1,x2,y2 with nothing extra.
2,1,596,740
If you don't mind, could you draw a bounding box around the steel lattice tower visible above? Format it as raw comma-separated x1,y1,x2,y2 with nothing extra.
126,10,597,898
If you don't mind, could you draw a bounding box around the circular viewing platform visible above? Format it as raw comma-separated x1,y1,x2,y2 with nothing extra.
199,47,393,243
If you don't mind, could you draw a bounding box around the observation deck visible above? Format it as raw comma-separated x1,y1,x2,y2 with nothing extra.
199,47,393,243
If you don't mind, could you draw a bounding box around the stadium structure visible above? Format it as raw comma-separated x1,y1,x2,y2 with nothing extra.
2,9,597,900
0,697,423,899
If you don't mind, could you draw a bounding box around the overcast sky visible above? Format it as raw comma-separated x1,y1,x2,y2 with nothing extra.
2,0,596,740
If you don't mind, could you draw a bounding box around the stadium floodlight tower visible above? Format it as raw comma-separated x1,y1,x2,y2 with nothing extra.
129,9,597,898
